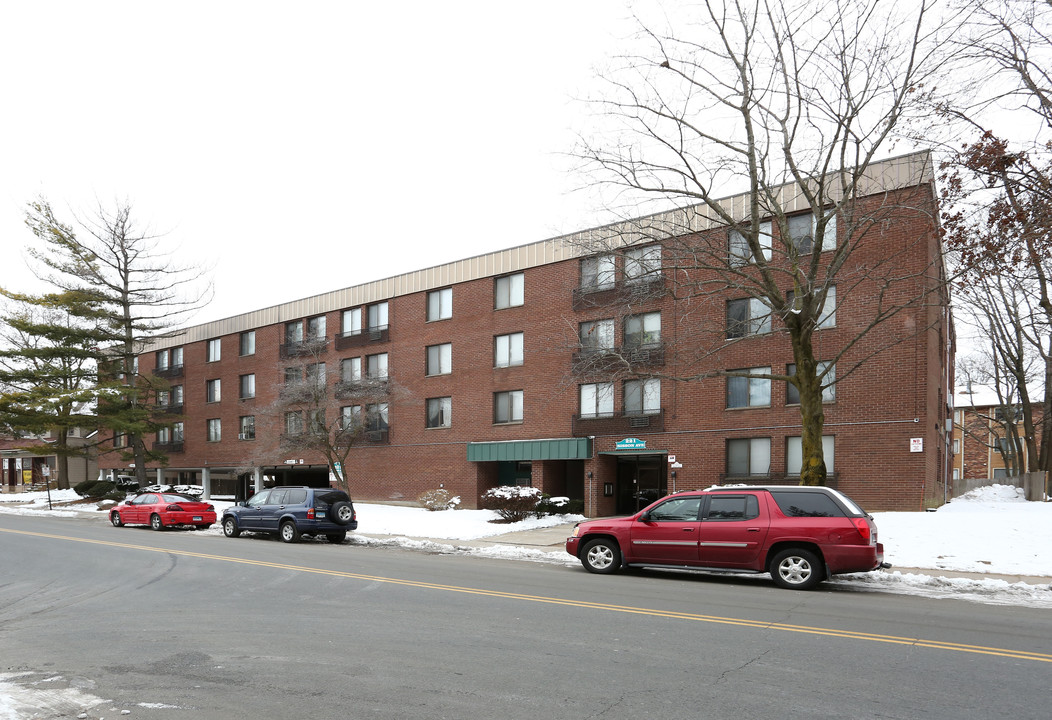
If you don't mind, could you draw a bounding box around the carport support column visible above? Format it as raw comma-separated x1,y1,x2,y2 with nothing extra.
253,467,263,494
202,467,211,501
156,468,165,488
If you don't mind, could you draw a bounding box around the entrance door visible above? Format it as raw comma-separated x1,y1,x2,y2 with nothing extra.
615,456,667,514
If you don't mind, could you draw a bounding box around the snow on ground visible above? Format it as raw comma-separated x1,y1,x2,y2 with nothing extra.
2,484,1050,608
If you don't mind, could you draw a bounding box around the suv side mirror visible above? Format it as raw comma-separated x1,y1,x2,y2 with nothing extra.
638,511,652,523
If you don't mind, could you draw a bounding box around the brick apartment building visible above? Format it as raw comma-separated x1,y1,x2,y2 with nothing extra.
98,151,953,514
952,389,1045,498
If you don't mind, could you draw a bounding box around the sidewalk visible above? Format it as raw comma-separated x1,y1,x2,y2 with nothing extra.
358,521,1052,587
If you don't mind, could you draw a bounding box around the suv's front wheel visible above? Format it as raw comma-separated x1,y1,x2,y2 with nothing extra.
580,538,622,574
769,547,825,590
280,520,301,543
222,516,241,538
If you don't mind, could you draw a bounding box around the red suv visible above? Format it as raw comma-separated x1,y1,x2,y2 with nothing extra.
566,486,887,590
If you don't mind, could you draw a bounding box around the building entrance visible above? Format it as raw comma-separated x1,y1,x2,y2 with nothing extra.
615,456,667,515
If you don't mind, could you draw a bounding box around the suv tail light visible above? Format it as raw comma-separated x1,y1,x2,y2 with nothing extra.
307,507,316,519
851,518,872,543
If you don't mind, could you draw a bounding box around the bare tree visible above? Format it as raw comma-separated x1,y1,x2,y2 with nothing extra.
572,0,951,484
22,198,211,486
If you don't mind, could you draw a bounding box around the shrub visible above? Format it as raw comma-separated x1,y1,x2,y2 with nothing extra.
102,487,127,502
417,489,461,511
535,494,570,516
73,478,99,497
480,485,542,522
74,480,117,498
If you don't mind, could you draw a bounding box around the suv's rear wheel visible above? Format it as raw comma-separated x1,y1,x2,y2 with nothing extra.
280,520,301,543
222,516,241,538
580,538,621,574
330,501,354,525
770,548,824,590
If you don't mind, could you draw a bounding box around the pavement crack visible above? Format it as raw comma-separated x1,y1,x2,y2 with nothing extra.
714,648,773,685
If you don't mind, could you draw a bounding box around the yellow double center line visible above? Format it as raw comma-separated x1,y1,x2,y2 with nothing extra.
5,527,1050,664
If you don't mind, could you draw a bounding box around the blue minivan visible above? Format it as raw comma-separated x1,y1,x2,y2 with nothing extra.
222,486,357,543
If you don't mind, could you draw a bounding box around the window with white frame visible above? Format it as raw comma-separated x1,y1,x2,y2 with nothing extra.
580,383,614,418
342,308,362,336
494,390,523,424
624,312,661,348
172,422,184,442
624,378,660,415
367,302,388,331
157,426,170,444
625,245,662,283
286,320,304,344
206,379,221,403
581,254,616,291
239,374,256,400
494,332,524,367
171,385,183,406
340,405,362,431
426,344,452,376
207,418,222,442
367,353,388,379
207,338,221,362
726,437,771,476
495,273,524,309
727,298,771,338
727,368,771,408
366,402,389,431
341,357,362,382
579,320,614,353
426,397,452,428
786,436,835,475
817,286,836,328
729,221,773,266
239,415,255,440
306,362,326,387
157,390,170,407
156,349,169,370
427,288,452,321
240,331,255,356
285,411,304,436
787,211,836,255
307,315,326,341
285,366,302,384
171,347,183,367
786,362,835,404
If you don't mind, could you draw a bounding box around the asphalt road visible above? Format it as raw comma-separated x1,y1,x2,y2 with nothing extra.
1,512,1049,720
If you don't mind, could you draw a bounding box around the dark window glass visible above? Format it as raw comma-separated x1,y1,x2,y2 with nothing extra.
770,491,844,518
705,495,760,520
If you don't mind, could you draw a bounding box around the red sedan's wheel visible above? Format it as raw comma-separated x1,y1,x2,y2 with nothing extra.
110,511,123,527
150,513,164,531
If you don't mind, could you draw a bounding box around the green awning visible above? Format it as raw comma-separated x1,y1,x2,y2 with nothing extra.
597,449,669,456
467,437,592,462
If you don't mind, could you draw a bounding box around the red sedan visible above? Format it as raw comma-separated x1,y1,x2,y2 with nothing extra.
110,492,216,531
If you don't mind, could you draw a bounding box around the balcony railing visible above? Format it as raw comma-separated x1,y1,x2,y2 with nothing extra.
572,409,665,437
152,364,184,379
156,403,184,415
334,326,389,351
279,338,328,359
572,275,666,310
717,472,839,488
334,377,389,398
152,441,185,454
571,345,666,375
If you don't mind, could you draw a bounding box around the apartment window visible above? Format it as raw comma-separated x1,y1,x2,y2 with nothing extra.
818,286,836,328
494,332,524,368
171,347,183,367
580,383,614,419
579,320,614,353
729,221,773,266
495,273,524,309
206,378,221,403
494,390,524,424
286,320,304,344
953,438,960,455
787,211,836,255
239,374,256,400
157,427,170,444
306,362,327,387
786,362,835,404
285,366,302,384
726,437,771,476
625,245,662,283
207,418,221,442
366,402,389,431
341,357,362,382
239,331,255,356
727,367,771,408
239,415,256,440
113,432,126,448
727,298,771,338
342,308,362,336
426,344,452,376
624,312,661,348
157,390,170,407
172,422,184,443
309,409,327,434
367,353,388,379
171,385,183,406
581,254,616,291
308,315,326,341
786,436,835,475
340,405,362,431
426,397,452,428
285,411,304,436
207,338,221,362
156,349,169,370
427,288,452,321
367,302,388,331
625,378,661,415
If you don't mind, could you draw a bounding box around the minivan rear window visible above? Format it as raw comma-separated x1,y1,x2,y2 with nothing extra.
771,491,845,518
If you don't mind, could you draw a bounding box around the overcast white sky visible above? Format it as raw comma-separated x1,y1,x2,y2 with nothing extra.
0,1,640,325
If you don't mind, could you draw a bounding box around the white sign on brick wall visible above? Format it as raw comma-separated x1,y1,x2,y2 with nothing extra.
910,438,923,452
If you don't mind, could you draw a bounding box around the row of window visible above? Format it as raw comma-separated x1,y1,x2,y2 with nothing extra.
728,364,836,408
728,436,836,476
